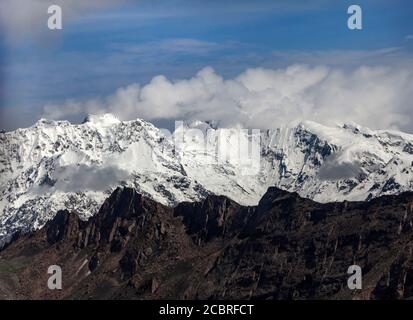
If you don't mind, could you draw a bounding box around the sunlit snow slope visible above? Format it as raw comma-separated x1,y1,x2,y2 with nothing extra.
1,113,413,238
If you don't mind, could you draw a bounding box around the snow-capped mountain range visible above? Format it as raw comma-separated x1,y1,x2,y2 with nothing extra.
1,113,413,240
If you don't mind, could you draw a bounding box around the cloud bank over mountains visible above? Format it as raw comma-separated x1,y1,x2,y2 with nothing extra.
42,64,413,132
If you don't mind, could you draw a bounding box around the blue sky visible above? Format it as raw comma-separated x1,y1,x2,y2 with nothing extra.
0,0,412,130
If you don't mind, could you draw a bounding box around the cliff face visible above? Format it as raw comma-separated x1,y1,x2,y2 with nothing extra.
1,187,413,300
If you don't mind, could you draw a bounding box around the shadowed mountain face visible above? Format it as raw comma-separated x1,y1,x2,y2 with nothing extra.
1,187,413,300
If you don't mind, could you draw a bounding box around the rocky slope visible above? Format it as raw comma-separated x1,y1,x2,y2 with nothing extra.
1,114,413,239
1,186,413,300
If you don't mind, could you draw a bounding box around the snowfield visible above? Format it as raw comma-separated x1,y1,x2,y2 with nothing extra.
1,113,413,239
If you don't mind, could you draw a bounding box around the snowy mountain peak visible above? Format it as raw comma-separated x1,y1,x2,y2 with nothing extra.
1,117,413,240
32,117,62,128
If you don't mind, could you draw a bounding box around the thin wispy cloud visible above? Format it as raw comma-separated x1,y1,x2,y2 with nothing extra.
271,47,411,67
111,39,229,56
0,0,328,44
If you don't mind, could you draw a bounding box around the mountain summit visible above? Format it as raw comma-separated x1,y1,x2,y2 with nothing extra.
1,114,413,238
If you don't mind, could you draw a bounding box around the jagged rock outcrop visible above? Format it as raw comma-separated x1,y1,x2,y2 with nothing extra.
174,196,251,245
1,187,413,300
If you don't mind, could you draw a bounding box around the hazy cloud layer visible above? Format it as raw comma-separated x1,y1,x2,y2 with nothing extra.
318,153,363,180
0,0,129,44
53,164,130,192
42,64,413,132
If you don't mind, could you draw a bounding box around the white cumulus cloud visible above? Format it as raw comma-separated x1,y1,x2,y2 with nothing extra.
42,64,413,132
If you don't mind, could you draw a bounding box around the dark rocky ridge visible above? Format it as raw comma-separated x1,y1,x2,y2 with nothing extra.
1,186,413,300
